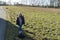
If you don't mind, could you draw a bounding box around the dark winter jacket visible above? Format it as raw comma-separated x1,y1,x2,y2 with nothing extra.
16,16,25,26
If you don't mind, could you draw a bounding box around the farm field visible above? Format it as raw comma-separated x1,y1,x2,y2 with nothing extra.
5,6,60,40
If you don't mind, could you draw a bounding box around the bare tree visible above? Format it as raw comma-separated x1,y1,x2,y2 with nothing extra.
58,0,60,7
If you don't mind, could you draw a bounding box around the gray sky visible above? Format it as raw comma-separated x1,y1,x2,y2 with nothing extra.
1,0,20,4
0,0,50,5
1,0,20,2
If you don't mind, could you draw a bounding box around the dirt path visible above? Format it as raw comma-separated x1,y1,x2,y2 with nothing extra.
0,6,6,40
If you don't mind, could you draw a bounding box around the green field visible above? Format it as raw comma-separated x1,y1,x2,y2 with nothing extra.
5,6,60,40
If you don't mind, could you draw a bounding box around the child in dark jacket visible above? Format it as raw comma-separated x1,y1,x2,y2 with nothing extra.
16,13,25,38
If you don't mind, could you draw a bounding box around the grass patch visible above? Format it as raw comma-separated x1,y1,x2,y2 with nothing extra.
5,6,60,40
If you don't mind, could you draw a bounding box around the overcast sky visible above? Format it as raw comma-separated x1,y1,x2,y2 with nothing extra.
0,0,50,5
1,0,20,4
1,0,20,2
